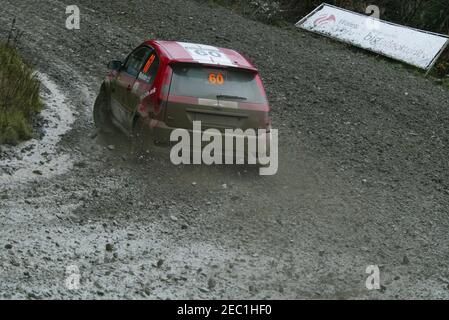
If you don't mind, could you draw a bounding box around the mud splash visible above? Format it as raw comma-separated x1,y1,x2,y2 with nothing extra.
0,73,76,186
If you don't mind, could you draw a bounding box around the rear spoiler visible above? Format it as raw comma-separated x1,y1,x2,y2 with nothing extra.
168,59,259,73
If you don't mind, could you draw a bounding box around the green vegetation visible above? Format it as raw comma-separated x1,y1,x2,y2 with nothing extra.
0,43,42,145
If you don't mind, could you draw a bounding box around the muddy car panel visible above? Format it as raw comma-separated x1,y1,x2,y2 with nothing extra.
109,46,154,132
164,64,268,131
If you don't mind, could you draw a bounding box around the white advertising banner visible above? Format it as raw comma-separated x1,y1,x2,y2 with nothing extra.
296,4,449,70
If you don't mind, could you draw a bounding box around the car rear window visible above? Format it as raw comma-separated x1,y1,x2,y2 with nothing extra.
169,64,267,104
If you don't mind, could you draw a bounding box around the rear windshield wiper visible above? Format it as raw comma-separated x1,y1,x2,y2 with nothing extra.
216,95,247,101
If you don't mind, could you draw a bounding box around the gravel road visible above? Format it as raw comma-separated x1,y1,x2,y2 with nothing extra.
1,0,449,299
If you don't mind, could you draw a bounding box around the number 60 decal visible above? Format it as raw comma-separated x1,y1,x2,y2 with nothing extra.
208,72,225,85
195,49,222,58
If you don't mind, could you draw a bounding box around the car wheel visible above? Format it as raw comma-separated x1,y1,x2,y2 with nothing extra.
93,86,114,133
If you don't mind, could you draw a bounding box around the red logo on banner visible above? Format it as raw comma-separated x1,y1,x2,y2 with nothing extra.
313,14,336,27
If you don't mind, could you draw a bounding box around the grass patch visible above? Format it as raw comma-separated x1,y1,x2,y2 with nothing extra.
0,43,43,145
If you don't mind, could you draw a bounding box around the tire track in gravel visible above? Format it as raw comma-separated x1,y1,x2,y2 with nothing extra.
1,0,449,299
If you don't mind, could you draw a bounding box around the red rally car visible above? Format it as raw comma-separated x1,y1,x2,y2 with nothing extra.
93,40,272,152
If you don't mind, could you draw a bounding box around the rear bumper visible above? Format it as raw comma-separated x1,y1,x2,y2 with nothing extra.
151,121,271,163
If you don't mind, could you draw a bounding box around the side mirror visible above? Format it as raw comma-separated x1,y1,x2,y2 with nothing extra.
107,60,122,71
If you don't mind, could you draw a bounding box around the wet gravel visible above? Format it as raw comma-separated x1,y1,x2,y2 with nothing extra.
1,0,449,299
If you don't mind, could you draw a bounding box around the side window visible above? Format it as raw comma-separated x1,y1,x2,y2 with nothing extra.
137,52,160,85
123,47,152,77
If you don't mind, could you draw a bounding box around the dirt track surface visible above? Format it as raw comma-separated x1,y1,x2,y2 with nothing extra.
1,0,449,299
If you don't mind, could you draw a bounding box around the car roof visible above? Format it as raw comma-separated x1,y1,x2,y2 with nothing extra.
144,40,258,72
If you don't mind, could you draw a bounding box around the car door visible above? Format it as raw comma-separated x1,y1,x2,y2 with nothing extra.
110,46,152,132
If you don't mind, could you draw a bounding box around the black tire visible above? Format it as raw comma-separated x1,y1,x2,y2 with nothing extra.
93,86,114,133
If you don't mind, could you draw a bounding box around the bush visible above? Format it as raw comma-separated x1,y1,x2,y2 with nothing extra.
0,43,43,145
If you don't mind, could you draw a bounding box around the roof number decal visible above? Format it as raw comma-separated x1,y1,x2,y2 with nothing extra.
177,42,235,66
